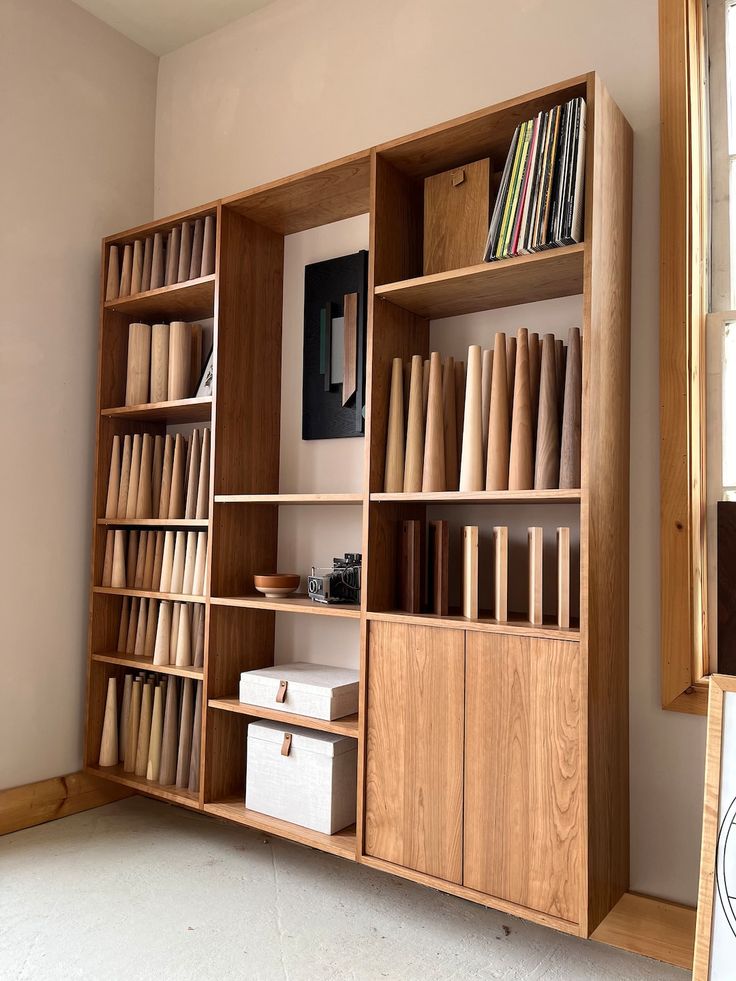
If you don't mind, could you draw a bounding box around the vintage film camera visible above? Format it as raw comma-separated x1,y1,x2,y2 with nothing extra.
307,553,362,605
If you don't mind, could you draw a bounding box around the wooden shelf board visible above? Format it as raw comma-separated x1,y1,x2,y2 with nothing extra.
211,594,360,618
93,587,206,604
222,150,371,235
205,797,357,860
101,397,212,423
375,244,584,319
370,489,581,505
86,764,200,809
92,651,203,680
591,892,695,971
208,698,359,737
215,493,363,505
104,275,215,319
97,517,208,528
367,609,580,641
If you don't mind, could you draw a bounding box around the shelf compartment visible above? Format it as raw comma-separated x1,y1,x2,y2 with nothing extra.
204,797,357,860
211,595,360,618
94,587,206,604
367,609,580,641
209,698,359,737
87,763,200,809
103,275,215,319
215,493,363,505
92,651,203,680
101,397,212,423
97,518,209,529
375,244,584,319
370,489,581,505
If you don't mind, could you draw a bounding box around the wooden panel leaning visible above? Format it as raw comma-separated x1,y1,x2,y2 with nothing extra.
463,525,479,619
528,527,543,626
557,527,571,629
384,358,405,492
493,526,508,622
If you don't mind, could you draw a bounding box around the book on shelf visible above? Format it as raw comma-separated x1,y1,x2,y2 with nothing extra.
483,96,586,261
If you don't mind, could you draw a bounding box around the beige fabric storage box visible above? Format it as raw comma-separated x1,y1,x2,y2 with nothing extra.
239,662,359,721
245,720,357,834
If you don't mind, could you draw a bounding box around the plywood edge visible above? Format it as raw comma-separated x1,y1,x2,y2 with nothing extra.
0,770,132,837
590,891,695,970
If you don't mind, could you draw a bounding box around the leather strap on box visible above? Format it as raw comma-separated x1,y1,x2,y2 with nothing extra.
276,680,287,703
281,733,292,757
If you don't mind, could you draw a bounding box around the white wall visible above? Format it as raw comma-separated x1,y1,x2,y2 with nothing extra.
0,0,158,788
152,0,707,906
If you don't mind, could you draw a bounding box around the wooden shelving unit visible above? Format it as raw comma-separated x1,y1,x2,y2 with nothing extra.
85,72,631,939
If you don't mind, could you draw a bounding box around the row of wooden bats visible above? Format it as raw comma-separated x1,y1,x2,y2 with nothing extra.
402,519,571,628
105,428,210,521
105,216,216,301
98,673,202,792
125,320,205,407
117,595,205,669
101,529,208,596
385,326,581,493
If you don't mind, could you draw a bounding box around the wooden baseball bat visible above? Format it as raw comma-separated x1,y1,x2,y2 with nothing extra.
151,232,165,290
508,328,533,490
384,358,405,492
105,246,120,301
462,525,479,619
159,677,179,785
98,677,118,767
134,680,154,776
119,673,132,763
560,327,582,488
150,323,169,403
119,244,133,297
117,435,132,518
125,434,142,519
196,428,211,519
486,332,509,490
403,355,425,492
111,530,126,588
528,527,543,625
557,526,571,629
202,216,216,276
153,601,172,666
422,352,445,491
125,323,151,406
177,222,192,283
105,435,121,519
460,345,484,491
141,237,153,293
189,219,204,280
493,526,508,622
123,678,141,772
188,682,203,793
147,683,164,782
165,226,181,287
131,240,144,295
442,356,458,491
534,333,560,489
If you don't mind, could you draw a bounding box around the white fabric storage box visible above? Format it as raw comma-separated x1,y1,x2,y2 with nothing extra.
239,662,359,721
245,720,357,834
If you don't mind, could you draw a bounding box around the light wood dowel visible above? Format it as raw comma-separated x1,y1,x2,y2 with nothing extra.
101,530,114,587
493,526,508,622
422,352,445,491
528,526,543,626
486,332,509,490
111,530,126,588
189,219,204,280
159,677,179,785
168,433,186,518
454,360,465,459
557,527,571,629
535,333,560,489
185,428,201,518
147,684,164,782
125,323,151,407
117,435,132,518
560,326,582,488
151,232,165,290
117,597,130,653
151,531,165,591
165,226,181,287
460,345,484,491
141,236,153,292
508,328,533,490
153,600,172,666
123,678,141,773
188,682,203,793
136,433,153,517
193,532,207,595
98,677,118,767
403,356,425,492
131,240,144,295
481,348,493,462
175,603,192,667
442,356,459,491
178,222,192,283
182,531,197,595
528,331,541,439
134,681,154,776
125,434,142,519
119,674,132,764
159,435,174,518
506,335,516,423
168,322,192,402
105,246,120,301
192,605,205,668
202,216,216,276
384,358,405,492
105,435,121,518
196,428,210,519
119,244,133,297
150,324,170,403
463,525,479,619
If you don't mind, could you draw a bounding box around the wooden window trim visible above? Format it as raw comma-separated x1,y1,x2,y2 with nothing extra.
659,0,710,714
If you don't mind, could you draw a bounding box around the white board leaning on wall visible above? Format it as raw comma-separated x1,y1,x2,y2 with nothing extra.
694,675,736,979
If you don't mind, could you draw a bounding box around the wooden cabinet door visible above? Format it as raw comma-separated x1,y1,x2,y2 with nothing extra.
464,633,582,922
364,621,464,883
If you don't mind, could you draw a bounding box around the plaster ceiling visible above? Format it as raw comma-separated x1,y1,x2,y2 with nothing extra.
73,0,277,55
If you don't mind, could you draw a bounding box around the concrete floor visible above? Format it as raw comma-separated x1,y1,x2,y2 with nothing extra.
0,797,687,981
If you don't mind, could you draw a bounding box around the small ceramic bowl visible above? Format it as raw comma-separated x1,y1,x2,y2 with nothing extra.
254,573,301,598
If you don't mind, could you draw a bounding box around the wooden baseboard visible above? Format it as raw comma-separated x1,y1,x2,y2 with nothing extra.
591,891,696,970
0,771,133,837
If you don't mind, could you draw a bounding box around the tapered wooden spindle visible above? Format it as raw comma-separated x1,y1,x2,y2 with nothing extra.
159,677,179,785
125,323,151,406
133,596,148,656
528,527,543,625
486,332,509,490
134,680,154,776
165,226,181,287
555,338,566,425
196,428,210,518
141,237,153,292
192,605,205,668
101,531,114,587
98,677,118,766
150,323,169,403
175,679,195,788
159,435,174,517
151,435,164,519
481,348,493,463
117,435,132,518
442,356,459,491
422,359,430,418
384,358,405,492
152,531,165,590
168,322,192,401
119,673,132,763
493,526,508,622
144,597,158,657
460,345,484,491
528,331,541,439
125,530,139,588
125,597,138,654
158,531,175,593
202,216,216,276
429,519,449,615
454,360,465,458
401,520,422,614
131,240,144,295
169,602,180,667
557,526,571,629
560,327,582,488
168,434,186,518
153,601,172,666
105,245,120,301
175,603,192,667
463,526,479,619
506,335,516,422
182,532,197,595
119,244,133,297
170,532,186,594
105,436,121,518
111,530,126,588
135,434,153,517
403,361,411,430
508,328,533,490
151,232,165,290
188,682,203,793
178,222,192,283
189,219,204,280
118,597,131,652
403,356,425,492
185,428,201,518
147,684,164,782
190,323,202,388
422,352,445,491
123,678,141,772
193,532,207,595
125,434,142,519
133,533,147,589
535,333,560,489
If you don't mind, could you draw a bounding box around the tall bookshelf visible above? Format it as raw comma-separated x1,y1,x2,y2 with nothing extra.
84,72,631,938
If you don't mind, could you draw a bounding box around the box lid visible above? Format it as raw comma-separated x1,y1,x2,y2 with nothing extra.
247,719,356,757
240,662,359,699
